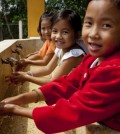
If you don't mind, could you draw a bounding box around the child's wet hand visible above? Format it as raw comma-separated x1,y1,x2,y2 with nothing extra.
0,102,16,115
5,74,22,85
15,59,27,71
0,102,6,108
0,102,7,115
5,72,26,85
12,71,27,81
0,95,23,106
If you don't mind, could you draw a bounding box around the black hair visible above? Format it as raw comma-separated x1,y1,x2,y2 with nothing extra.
37,11,55,36
51,9,82,33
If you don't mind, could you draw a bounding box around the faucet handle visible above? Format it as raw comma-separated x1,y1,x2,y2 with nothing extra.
16,44,23,49
11,48,20,55
1,58,10,64
1,57,18,67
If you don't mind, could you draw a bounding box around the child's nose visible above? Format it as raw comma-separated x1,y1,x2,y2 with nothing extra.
45,29,49,34
56,32,62,39
89,25,99,39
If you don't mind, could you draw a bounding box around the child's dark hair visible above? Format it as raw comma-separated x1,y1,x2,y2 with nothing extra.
37,11,55,36
52,9,82,33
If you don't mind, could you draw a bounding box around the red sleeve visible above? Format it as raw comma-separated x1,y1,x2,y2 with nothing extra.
32,55,120,133
39,61,84,105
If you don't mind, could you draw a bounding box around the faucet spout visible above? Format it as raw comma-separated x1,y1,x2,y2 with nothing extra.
11,49,20,55
16,44,23,50
1,57,18,67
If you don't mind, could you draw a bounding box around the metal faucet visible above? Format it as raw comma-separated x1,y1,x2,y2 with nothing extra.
16,44,23,50
11,44,23,59
1,57,19,71
11,48,20,55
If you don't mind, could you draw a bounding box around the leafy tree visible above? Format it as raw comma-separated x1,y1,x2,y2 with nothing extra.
0,0,27,40
0,0,88,40
45,0,88,20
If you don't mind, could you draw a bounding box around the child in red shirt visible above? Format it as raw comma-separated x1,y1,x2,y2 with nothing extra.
1,0,120,133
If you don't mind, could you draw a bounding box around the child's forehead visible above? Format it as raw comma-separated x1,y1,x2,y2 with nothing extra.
88,0,120,9
41,18,52,25
86,0,120,22
54,19,71,26
42,18,51,22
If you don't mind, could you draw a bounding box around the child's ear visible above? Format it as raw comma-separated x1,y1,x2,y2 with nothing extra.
76,31,81,39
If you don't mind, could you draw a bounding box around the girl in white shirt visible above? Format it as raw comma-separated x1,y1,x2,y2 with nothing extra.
10,9,85,86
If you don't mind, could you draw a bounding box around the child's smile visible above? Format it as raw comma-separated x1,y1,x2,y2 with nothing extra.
51,20,76,51
82,0,120,61
88,42,102,52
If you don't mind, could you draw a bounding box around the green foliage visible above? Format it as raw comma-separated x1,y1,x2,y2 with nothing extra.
0,0,88,40
45,0,88,21
0,0,27,39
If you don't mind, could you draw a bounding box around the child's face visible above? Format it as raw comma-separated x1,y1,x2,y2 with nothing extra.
82,0,120,61
51,20,76,51
41,18,52,40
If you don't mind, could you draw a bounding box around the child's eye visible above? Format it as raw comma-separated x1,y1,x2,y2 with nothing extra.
41,27,45,30
63,31,68,34
83,21,92,27
102,24,112,29
52,29,57,34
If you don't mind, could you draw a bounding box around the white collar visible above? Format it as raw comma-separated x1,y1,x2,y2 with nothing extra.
90,58,99,68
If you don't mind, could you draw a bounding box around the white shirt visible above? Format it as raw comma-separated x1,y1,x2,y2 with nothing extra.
55,48,85,65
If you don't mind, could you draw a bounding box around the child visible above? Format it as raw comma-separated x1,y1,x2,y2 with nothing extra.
9,9,85,86
16,11,55,71
1,0,120,133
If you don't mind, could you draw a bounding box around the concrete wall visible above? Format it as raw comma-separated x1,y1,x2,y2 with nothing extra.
0,39,43,134
0,39,42,100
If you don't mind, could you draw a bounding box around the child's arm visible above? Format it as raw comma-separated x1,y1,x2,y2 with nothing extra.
11,55,83,85
9,55,58,85
15,52,41,71
25,51,39,58
26,52,40,60
24,53,54,66
0,89,45,117
30,54,58,77
0,89,44,105
51,55,83,81
0,104,33,118
27,60,120,133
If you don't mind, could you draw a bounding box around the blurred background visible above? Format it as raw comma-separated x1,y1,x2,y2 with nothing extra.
0,0,87,41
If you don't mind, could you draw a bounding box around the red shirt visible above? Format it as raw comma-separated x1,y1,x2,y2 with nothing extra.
33,50,120,133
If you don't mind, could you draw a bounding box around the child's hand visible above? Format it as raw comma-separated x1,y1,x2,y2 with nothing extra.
11,71,28,84
5,72,25,85
0,102,16,115
0,95,25,107
15,59,28,71
5,75,15,86
5,71,27,85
